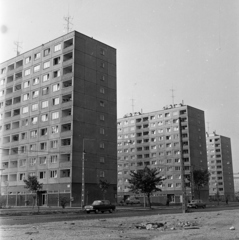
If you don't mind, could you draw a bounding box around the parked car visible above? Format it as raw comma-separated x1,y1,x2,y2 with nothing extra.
84,200,116,214
187,199,206,209
125,197,140,205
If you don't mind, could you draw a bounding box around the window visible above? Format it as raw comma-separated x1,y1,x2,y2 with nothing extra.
43,61,50,69
100,157,105,163
22,106,29,113
40,142,47,150
53,57,61,65
19,173,26,181
44,48,50,57
52,111,59,119
100,128,105,134
41,100,48,108
32,103,38,111
32,90,39,98
42,87,49,95
32,77,40,85
100,87,105,94
25,69,31,76
39,156,47,165
61,138,71,146
22,118,28,126
33,64,40,72
29,158,37,166
53,70,60,78
29,144,36,151
50,155,58,163
0,79,5,85
100,171,105,178
23,93,30,101
50,170,57,178
100,101,105,107
34,52,40,60
41,114,48,122
31,116,38,124
1,67,6,75
100,142,104,149
51,140,58,148
52,97,60,106
43,73,50,82
30,130,37,138
39,171,46,179
100,48,105,55
175,166,181,171
23,81,30,88
53,83,60,92
25,56,31,64
52,125,59,134
54,43,61,52
40,128,48,136
19,159,26,167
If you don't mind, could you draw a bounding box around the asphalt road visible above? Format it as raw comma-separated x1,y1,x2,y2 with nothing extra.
1,204,239,226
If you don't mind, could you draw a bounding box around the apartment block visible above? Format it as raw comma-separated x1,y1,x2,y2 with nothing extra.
207,133,235,201
0,31,117,207
117,104,209,204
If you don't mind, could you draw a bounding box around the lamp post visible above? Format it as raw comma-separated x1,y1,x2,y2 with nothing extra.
81,138,94,208
0,169,4,199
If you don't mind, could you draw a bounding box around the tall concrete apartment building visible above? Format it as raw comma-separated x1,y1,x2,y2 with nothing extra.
207,132,235,201
117,104,209,204
0,31,117,207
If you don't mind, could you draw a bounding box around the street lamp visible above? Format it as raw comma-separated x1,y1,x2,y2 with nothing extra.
81,138,94,208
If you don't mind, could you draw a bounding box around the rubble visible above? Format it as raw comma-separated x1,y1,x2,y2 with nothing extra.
230,226,235,230
135,220,199,231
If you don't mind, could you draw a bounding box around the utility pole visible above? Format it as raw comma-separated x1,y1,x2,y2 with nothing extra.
178,117,186,213
170,87,175,106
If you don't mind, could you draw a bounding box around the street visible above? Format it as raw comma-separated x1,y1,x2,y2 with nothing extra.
1,203,239,226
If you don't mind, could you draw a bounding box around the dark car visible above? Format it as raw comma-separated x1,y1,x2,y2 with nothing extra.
187,199,206,209
125,197,140,205
84,200,116,214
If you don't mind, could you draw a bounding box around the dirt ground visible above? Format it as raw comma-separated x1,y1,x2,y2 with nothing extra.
1,209,239,240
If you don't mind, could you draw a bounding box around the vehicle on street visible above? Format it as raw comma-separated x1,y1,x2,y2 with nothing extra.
84,200,116,214
187,199,206,209
125,196,140,205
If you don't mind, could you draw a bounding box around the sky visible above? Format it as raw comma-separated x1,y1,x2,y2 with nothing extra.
0,0,239,172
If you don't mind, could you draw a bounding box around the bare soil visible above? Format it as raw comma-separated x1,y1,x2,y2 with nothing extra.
1,209,239,240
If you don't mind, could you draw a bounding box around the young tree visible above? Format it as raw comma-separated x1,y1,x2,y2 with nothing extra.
23,175,43,212
193,169,210,199
98,179,110,200
128,166,165,208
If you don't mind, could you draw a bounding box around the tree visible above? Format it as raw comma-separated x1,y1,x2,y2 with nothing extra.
23,175,43,212
98,179,110,200
128,166,165,208
193,169,210,200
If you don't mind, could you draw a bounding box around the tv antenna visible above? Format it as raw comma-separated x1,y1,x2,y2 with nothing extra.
63,8,73,33
206,122,210,134
13,41,22,56
170,86,175,105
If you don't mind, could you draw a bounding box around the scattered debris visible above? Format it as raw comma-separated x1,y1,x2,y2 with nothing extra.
229,226,235,230
135,220,199,231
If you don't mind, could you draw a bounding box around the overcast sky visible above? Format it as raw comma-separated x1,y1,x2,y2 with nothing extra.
0,0,239,172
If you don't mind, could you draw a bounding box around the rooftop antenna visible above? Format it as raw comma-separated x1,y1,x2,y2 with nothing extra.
170,86,175,105
63,6,73,33
206,122,210,134
131,98,135,113
13,40,22,56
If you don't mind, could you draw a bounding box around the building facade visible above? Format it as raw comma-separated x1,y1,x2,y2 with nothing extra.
207,133,235,201
0,31,117,207
117,104,209,204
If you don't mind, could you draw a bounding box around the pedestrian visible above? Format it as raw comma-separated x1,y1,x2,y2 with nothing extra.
226,197,228,205
166,198,170,206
